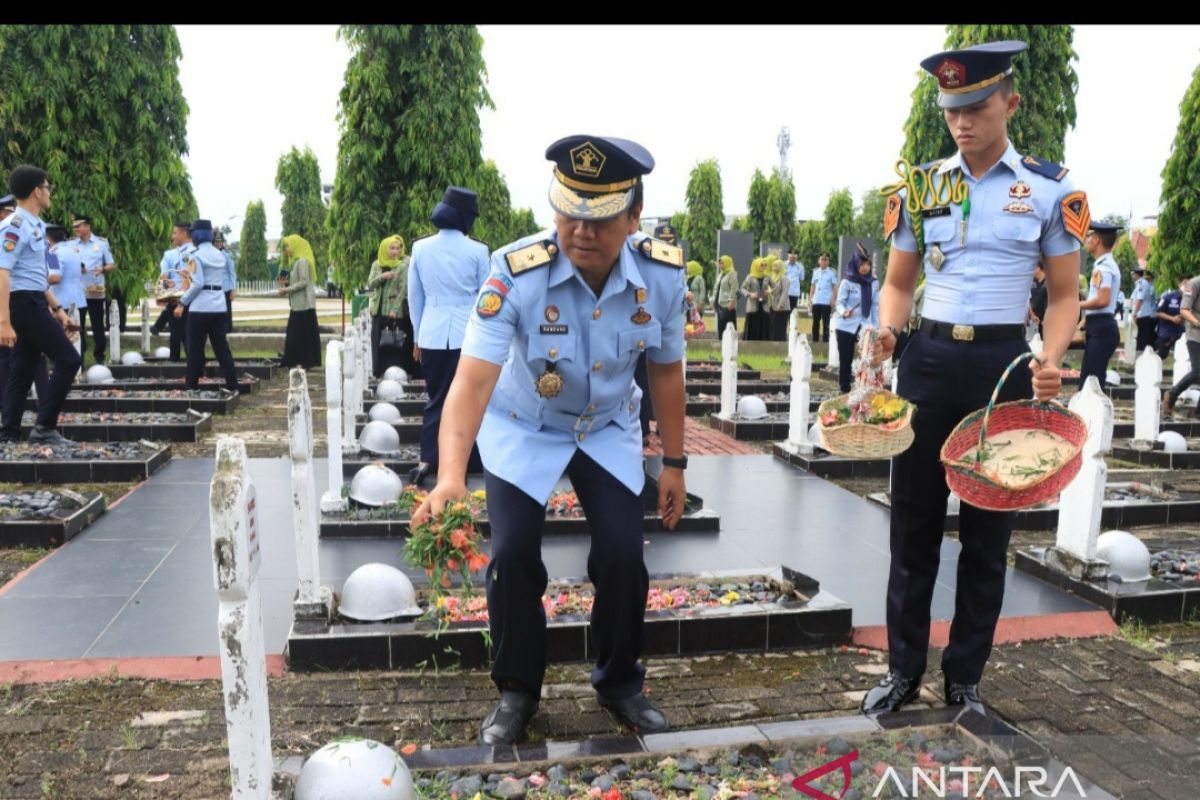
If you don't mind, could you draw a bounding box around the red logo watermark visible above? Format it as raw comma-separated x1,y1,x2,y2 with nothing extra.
792,749,859,800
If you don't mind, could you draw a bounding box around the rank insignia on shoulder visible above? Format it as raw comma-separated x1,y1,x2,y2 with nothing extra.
1060,191,1091,243
883,194,902,241
636,237,684,267
1022,155,1070,182
506,241,556,275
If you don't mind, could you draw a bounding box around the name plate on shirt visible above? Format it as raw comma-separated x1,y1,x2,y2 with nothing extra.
539,324,569,335
921,207,952,219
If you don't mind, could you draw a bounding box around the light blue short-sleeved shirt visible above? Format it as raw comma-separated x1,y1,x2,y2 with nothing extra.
179,242,228,314
49,239,86,308
1132,277,1156,319
834,277,880,334
408,229,491,350
461,230,686,504
811,267,836,305
0,208,49,292
786,260,805,297
74,234,115,295
890,141,1082,326
1084,253,1121,317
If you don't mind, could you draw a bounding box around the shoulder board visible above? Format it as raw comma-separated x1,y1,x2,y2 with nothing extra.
6,215,23,229
634,237,684,268
410,232,435,245
506,240,558,275
1021,155,1070,182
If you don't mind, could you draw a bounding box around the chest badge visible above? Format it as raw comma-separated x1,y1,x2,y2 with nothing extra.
544,304,559,323
635,287,647,304
535,365,564,399
1009,181,1032,199
631,307,652,325
1003,201,1035,214
929,245,946,271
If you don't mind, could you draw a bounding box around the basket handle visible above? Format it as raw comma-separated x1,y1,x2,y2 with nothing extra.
972,352,1055,462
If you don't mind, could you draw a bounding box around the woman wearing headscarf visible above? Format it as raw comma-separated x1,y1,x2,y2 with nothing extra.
367,235,417,378
709,255,739,339
685,260,706,323
741,258,768,341
173,220,240,393
833,243,880,392
278,234,322,369
766,256,791,341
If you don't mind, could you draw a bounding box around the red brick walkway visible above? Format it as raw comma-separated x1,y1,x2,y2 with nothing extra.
643,417,759,456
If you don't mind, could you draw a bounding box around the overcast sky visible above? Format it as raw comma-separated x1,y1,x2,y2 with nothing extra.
176,24,1200,244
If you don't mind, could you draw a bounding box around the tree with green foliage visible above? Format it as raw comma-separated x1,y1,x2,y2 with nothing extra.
822,189,855,262
901,25,1078,166
1113,236,1139,276
472,159,525,251
511,208,541,240
239,200,269,282
795,220,826,269
328,25,492,290
668,211,689,238
763,170,797,247
745,169,771,249
1148,60,1200,288
0,24,194,303
276,146,328,269
682,159,723,283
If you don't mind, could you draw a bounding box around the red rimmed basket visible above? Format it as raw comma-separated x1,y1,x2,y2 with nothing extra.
940,353,1088,512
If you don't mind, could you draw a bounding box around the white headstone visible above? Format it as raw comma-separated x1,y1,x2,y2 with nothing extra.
359,311,373,381
1174,335,1191,387
1054,376,1114,570
69,306,82,364
828,324,840,371
717,322,738,420
107,300,121,364
321,342,347,513
786,310,798,363
785,334,813,454
209,437,273,798
1029,332,1043,357
1123,314,1137,364
289,369,332,619
1133,347,1164,444
343,328,361,453
140,297,151,353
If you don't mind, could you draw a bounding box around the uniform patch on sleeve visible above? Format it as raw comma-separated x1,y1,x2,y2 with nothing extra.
1060,191,1091,243
476,291,504,318
883,194,902,241
485,274,513,296
1092,270,1103,288
3,240,14,253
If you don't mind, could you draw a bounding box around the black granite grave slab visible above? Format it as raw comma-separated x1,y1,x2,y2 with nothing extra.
286,565,851,671
1112,420,1200,438
686,397,792,416
361,397,427,417
685,379,789,396
685,365,762,381
0,443,171,483
36,389,239,415
868,492,1200,531
109,360,280,380
772,442,892,478
1016,547,1200,625
709,413,804,442
354,418,422,444
0,491,106,548
90,375,259,394
18,411,212,443
1112,443,1200,469
341,448,423,479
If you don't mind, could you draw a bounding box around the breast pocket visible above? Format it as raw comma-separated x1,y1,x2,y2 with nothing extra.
922,218,956,265
526,332,577,367
991,216,1042,260
615,323,662,373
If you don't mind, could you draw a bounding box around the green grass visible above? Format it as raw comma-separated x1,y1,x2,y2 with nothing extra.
686,347,797,376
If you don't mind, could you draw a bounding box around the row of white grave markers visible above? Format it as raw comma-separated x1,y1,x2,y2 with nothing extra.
70,307,83,360
1123,314,1137,365
342,326,361,454
320,339,348,513
717,322,738,420
288,368,332,620
209,437,274,798
827,324,840,371
1052,376,1114,579
108,301,121,365
140,298,152,354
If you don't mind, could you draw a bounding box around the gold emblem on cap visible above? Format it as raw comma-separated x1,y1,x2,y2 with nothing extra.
545,305,559,323
536,369,564,398
635,288,647,304
570,141,606,178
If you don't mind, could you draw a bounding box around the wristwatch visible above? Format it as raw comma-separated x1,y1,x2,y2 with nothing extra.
661,454,688,470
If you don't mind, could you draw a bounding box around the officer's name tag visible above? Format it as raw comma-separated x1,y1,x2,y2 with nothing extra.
539,324,569,335
921,207,952,219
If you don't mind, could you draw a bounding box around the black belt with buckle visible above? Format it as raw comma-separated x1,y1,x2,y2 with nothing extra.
201,284,224,291
918,318,1025,343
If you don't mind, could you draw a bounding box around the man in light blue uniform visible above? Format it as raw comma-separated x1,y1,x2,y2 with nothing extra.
1079,221,1122,388
809,253,836,341
1132,267,1158,353
153,222,193,361
0,166,81,445
214,229,237,332
47,224,85,326
71,215,116,365
868,41,1085,717
413,135,688,745
174,220,239,393
407,186,490,486
786,250,805,310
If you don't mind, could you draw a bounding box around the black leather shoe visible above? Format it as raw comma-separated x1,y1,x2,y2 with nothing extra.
860,671,922,715
406,463,432,488
479,690,538,746
945,679,986,716
28,426,74,447
598,692,669,734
